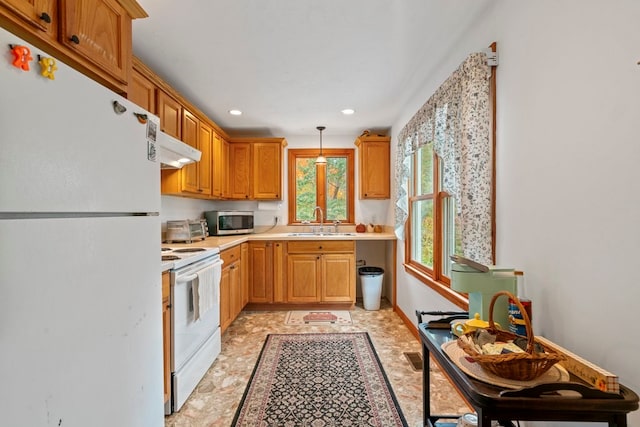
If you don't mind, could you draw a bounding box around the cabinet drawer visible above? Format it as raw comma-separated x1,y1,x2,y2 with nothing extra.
221,245,241,265
287,240,354,253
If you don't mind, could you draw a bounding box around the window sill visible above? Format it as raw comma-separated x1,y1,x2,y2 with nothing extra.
403,263,469,311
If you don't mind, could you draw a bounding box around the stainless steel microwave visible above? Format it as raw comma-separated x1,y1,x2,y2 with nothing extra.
204,210,254,235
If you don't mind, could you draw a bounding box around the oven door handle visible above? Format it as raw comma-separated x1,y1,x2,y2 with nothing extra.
176,273,198,283
175,259,223,284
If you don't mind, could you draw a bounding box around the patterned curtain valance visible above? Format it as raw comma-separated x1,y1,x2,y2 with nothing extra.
394,52,492,264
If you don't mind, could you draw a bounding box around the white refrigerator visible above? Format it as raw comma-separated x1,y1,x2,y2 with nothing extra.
0,27,164,426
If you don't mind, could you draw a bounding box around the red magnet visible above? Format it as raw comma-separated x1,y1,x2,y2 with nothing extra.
11,45,33,71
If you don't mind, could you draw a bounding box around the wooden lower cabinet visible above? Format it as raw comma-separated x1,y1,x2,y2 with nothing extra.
220,245,242,333
248,241,272,303
286,241,355,304
161,271,171,406
240,242,249,306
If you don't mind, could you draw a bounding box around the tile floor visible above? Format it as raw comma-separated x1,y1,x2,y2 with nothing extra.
165,300,471,427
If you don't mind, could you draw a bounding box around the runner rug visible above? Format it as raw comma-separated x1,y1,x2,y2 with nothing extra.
231,332,408,426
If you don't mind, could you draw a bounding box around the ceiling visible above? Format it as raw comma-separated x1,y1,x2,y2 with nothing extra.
133,0,492,138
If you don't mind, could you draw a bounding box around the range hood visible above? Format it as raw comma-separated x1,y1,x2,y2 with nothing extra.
157,131,201,169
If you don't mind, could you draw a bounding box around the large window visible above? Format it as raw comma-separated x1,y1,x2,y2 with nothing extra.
408,142,462,284
396,50,496,307
287,149,354,224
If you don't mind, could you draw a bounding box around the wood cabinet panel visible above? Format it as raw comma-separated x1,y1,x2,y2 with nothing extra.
59,0,132,84
219,264,231,332
156,90,181,139
252,142,281,199
322,253,355,302
0,0,56,36
211,132,224,198
355,135,390,199
197,121,213,196
240,242,249,307
287,254,320,302
180,109,199,193
129,67,156,113
248,241,273,303
287,240,355,253
227,142,251,199
285,241,355,304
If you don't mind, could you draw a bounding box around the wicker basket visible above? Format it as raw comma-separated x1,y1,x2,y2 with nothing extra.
457,290,565,381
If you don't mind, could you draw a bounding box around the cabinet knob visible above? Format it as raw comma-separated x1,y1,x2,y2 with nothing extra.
198,188,203,192
39,12,51,23
69,35,80,44
318,246,323,250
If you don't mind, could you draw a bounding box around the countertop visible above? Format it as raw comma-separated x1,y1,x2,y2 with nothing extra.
161,227,396,271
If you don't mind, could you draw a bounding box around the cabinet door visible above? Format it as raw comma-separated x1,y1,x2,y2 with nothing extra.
60,0,132,84
227,142,251,199
198,121,213,196
248,241,273,303
180,109,199,193
321,253,355,302
221,138,230,198
211,133,224,198
286,254,320,302
220,265,231,332
240,243,249,307
359,139,390,199
252,142,281,199
157,90,182,139
229,261,242,319
0,0,56,36
129,68,156,113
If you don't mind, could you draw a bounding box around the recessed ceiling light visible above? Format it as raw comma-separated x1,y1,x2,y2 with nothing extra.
229,109,242,116
341,109,355,115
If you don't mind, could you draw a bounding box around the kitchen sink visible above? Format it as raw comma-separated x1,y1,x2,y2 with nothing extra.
286,232,356,237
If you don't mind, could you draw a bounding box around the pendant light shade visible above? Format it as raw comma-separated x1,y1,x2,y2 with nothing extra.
315,126,327,164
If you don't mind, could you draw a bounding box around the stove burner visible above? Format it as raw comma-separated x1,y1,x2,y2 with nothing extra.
162,255,180,261
172,248,206,253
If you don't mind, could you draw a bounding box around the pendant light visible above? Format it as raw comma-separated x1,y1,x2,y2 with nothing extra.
316,126,327,164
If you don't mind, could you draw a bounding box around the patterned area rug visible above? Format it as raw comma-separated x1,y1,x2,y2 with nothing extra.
231,332,408,426
284,310,352,325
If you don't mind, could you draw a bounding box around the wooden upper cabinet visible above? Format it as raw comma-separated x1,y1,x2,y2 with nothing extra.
252,142,282,200
355,134,391,199
129,67,156,113
181,109,199,194
0,0,57,37
197,121,213,196
227,138,286,200
227,142,251,199
59,0,133,84
157,90,182,139
0,0,145,93
211,132,225,199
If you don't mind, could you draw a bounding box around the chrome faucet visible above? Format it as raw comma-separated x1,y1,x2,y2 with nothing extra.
313,206,324,233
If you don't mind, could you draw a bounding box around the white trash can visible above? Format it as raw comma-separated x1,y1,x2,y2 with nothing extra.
358,266,384,310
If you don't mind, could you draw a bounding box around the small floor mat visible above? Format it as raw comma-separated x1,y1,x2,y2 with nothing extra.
284,310,352,325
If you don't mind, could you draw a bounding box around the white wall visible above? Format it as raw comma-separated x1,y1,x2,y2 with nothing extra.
391,1,640,426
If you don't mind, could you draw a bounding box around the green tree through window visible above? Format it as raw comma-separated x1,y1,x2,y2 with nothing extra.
288,149,354,224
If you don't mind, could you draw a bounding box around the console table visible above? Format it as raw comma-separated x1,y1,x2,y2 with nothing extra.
418,324,639,427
